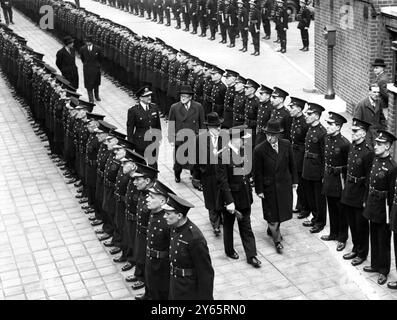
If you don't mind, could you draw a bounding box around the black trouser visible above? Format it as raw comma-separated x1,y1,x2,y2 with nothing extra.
262,17,270,37
191,13,198,32
183,12,190,29
344,205,369,259
165,8,171,24
228,25,236,45
2,7,13,25
200,15,207,34
279,29,287,50
326,196,348,242
304,179,327,229
209,18,217,37
250,30,260,52
240,28,248,48
296,174,309,213
123,217,136,263
220,23,227,41
158,7,164,22
152,4,157,19
173,142,193,177
300,28,309,48
222,207,257,259
86,185,96,207
175,11,181,27
369,221,391,276
209,209,222,230
114,201,126,249
267,221,282,243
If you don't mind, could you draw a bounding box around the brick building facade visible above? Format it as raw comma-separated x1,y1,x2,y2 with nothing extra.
314,0,397,119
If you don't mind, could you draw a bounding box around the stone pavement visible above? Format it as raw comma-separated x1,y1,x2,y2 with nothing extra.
0,6,396,300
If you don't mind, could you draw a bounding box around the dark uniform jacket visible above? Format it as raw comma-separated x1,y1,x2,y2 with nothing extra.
297,7,311,29
322,133,350,198
270,106,292,141
238,6,249,31
215,145,253,210
290,114,308,173
127,102,162,153
169,218,214,300
254,139,297,222
302,123,326,181
340,141,374,208
223,85,235,128
145,209,171,299
102,155,121,214
275,5,288,31
79,44,102,90
244,95,259,129
363,155,397,224
232,90,246,126
256,99,272,133
210,80,227,118
55,47,79,89
135,189,151,265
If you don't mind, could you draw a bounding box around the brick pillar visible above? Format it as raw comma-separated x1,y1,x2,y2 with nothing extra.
387,83,397,159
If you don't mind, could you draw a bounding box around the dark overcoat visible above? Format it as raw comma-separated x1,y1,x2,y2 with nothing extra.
55,47,79,89
254,139,297,223
79,44,102,90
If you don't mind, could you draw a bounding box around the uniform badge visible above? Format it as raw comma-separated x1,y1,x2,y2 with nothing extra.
356,158,362,165
379,171,385,179
296,128,301,134
313,137,318,143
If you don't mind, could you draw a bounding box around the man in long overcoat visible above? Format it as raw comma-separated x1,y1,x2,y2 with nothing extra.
80,34,102,103
56,36,79,89
168,84,205,182
254,119,297,253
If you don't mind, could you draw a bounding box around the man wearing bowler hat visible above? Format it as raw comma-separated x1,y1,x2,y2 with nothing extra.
162,193,214,300
56,36,79,90
372,58,390,112
168,84,205,183
192,112,226,236
216,125,261,268
340,118,374,267
127,86,162,167
363,130,397,286
79,34,102,103
254,119,297,253
320,112,351,252
302,103,327,234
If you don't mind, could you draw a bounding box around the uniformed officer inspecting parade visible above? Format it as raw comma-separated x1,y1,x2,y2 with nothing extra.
56,36,79,89
80,34,102,103
341,118,374,267
162,193,215,300
254,119,297,253
320,112,350,252
302,103,327,234
127,86,162,167
216,125,261,267
362,130,397,286
297,0,311,51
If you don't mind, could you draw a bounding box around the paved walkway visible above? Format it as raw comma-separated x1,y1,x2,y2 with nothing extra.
0,6,395,300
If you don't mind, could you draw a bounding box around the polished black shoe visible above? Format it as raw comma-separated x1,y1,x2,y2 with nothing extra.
297,211,310,219
378,274,387,285
131,280,145,290
226,251,239,259
113,256,127,263
95,229,105,234
302,220,314,227
299,47,306,51
273,39,280,43
275,242,283,254
254,51,260,56
76,187,84,193
387,281,397,289
121,262,134,271
247,256,261,268
135,293,149,300
81,204,91,210
302,47,309,51
320,234,337,241
351,257,365,266
175,174,181,183
85,208,95,214
309,226,323,234
78,198,89,204
98,234,112,242
264,36,270,40
103,240,114,247
109,247,122,255
336,242,346,251
363,266,378,273
242,48,247,52
88,216,97,221
292,208,300,213
66,178,78,184
227,44,235,48
213,228,221,237
74,181,83,187
126,275,139,282
343,252,357,260
280,49,286,54
75,194,84,199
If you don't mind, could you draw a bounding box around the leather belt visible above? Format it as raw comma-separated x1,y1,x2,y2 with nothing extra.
146,248,169,259
369,186,387,199
304,151,319,159
347,173,365,184
170,265,196,278
325,164,345,175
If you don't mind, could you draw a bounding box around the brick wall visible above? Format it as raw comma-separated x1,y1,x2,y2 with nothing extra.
314,0,397,114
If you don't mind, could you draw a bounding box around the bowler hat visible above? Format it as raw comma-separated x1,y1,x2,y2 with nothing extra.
264,120,284,134
179,85,194,95
372,58,386,68
204,112,223,126
63,35,74,45
85,34,94,42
